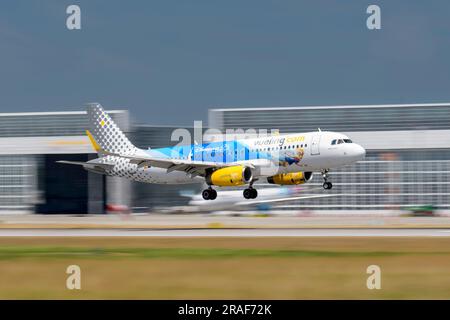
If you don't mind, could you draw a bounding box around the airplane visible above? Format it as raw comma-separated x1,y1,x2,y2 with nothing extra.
58,103,366,200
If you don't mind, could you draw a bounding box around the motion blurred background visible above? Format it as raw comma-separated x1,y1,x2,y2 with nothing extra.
1,1,450,216
0,102,449,216
1,1,450,300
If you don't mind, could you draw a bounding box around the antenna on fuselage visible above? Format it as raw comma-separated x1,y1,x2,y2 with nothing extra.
318,128,321,132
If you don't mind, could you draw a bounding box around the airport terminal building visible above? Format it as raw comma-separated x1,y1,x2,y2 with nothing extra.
209,103,450,212
0,110,131,214
0,103,449,214
0,109,201,214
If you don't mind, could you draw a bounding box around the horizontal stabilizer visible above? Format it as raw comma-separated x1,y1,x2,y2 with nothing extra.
56,160,88,166
56,160,114,170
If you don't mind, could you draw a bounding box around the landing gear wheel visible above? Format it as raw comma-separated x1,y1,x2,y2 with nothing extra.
202,188,217,200
202,189,211,200
321,169,332,190
323,182,333,190
243,188,258,199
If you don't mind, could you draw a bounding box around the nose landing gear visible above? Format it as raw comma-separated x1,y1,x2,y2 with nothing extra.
322,169,333,190
202,187,217,200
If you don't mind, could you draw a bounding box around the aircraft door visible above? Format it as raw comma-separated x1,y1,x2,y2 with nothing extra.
311,134,321,155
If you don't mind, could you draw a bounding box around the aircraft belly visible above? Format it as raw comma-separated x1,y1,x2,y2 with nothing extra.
103,157,202,184
132,166,202,184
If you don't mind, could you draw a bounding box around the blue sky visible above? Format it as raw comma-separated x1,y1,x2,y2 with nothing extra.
1,1,450,125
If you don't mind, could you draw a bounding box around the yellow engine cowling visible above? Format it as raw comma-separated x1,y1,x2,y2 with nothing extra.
206,166,253,187
267,172,313,185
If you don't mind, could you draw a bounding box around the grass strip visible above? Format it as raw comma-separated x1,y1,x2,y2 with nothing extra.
0,246,448,260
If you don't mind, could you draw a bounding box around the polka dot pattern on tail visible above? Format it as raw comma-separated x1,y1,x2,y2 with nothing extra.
86,103,137,156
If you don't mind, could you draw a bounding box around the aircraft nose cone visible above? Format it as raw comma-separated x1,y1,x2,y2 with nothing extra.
354,144,366,161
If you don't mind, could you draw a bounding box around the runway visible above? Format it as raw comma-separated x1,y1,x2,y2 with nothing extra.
0,228,449,237
2,214,450,229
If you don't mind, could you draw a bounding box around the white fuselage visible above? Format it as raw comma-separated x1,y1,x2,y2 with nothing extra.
97,131,365,185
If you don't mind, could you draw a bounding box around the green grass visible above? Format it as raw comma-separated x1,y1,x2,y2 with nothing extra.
0,246,446,260
1,238,450,298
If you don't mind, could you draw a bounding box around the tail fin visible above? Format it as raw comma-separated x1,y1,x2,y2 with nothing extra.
86,103,137,155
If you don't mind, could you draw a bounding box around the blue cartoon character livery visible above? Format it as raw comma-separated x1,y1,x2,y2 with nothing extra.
279,148,304,167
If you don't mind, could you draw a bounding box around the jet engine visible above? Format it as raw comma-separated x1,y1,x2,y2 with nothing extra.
206,166,253,187
267,172,313,185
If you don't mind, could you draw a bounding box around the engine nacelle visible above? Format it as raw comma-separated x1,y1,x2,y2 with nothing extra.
267,172,313,185
206,166,253,187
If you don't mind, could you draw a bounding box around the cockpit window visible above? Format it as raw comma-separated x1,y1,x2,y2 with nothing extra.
333,138,353,145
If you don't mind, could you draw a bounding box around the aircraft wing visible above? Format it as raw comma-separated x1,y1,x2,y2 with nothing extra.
101,150,242,177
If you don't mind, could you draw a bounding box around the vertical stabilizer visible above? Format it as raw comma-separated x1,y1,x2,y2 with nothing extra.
86,103,137,155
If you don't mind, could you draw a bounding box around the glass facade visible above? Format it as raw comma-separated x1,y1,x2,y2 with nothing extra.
280,150,450,210
0,155,37,211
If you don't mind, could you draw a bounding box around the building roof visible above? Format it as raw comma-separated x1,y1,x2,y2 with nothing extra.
210,102,450,112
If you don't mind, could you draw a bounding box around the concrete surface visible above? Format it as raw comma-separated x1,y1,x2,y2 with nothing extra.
1,228,450,237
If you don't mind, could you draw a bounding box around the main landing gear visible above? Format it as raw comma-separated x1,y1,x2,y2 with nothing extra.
202,187,217,200
243,187,258,199
322,169,333,190
201,185,258,200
